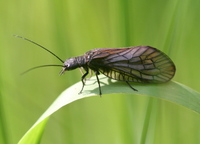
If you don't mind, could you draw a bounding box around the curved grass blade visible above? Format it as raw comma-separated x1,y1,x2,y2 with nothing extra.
18,75,200,144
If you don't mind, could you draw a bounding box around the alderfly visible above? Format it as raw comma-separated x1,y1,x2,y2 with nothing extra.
15,35,176,95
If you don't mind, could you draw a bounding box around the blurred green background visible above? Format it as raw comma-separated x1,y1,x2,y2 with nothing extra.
1,0,200,144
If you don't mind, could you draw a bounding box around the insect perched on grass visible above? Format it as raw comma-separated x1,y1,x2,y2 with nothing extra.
15,35,176,96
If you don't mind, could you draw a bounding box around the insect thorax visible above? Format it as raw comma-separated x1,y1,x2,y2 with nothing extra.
63,55,88,70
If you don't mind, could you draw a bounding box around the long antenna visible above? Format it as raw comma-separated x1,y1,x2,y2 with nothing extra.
13,35,64,63
21,64,64,75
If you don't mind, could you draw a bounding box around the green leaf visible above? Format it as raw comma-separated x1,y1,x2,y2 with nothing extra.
18,75,200,143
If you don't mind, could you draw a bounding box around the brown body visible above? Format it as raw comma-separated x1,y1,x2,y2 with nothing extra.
61,46,176,95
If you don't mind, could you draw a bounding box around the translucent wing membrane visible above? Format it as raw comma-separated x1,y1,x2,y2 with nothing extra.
88,46,176,83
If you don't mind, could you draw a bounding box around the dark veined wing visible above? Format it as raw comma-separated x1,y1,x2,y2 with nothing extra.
87,46,176,83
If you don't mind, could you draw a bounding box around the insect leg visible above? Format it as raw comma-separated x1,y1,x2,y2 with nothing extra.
79,70,89,94
79,67,85,76
94,71,102,96
125,81,138,92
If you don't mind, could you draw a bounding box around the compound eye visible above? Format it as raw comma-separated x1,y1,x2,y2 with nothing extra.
64,61,70,67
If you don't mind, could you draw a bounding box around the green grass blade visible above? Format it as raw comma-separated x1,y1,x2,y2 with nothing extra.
18,75,200,143
18,118,49,144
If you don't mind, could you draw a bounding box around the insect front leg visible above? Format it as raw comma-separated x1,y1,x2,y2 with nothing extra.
79,70,89,94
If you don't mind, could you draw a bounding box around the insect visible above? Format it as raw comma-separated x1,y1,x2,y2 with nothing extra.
15,35,176,96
